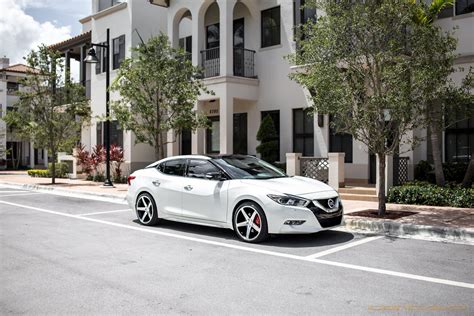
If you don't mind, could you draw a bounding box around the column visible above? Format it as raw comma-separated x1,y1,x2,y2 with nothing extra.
44,149,49,168
168,12,179,49
192,7,205,67
80,45,87,86
286,153,302,176
29,142,34,168
217,0,236,76
328,152,345,190
219,93,233,154
166,129,179,157
192,101,205,154
65,51,71,84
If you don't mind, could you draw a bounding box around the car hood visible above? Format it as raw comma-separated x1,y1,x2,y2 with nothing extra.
239,176,336,196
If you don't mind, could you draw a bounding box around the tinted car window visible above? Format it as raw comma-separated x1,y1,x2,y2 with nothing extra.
214,156,286,179
162,159,186,176
187,159,220,179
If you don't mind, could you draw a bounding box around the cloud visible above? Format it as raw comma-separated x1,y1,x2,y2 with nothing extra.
0,0,72,64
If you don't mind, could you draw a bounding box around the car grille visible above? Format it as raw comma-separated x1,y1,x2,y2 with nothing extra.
307,201,343,228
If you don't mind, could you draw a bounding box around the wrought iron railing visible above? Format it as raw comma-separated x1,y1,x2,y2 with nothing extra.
300,157,329,183
393,156,409,186
234,47,256,78
200,47,220,78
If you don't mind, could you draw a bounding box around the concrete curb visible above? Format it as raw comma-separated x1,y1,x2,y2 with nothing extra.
344,217,474,245
0,181,127,204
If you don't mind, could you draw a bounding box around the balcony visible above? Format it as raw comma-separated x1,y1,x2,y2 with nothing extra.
200,47,256,79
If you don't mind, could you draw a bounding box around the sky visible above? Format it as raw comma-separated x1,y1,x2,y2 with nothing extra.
0,0,90,66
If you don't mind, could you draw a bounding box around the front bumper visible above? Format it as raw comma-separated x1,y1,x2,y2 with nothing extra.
264,199,343,234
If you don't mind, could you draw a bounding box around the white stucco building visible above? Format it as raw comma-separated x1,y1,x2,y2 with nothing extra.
0,58,48,170
53,0,473,184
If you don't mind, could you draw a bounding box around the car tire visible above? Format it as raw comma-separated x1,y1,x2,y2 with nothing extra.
135,192,159,226
233,201,269,243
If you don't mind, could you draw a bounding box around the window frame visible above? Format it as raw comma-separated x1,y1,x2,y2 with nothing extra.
206,116,220,154
293,108,314,156
112,35,125,70
261,6,281,48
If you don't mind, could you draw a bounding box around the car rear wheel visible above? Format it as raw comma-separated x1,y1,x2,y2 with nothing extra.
233,202,268,243
135,192,159,226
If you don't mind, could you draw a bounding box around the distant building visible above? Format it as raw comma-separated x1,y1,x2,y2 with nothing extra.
0,57,48,170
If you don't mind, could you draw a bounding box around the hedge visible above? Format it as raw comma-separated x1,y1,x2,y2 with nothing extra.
387,182,474,208
27,162,69,178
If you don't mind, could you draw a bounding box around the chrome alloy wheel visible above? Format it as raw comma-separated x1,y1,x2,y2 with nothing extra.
136,194,154,225
235,205,262,242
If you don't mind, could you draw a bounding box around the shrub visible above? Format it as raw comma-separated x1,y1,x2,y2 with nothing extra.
48,162,69,178
388,182,474,208
414,160,433,182
28,169,50,177
256,115,279,163
414,160,469,184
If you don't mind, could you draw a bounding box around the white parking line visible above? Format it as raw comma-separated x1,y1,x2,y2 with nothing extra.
0,190,28,193
78,209,131,216
306,236,383,259
0,199,473,290
0,192,42,198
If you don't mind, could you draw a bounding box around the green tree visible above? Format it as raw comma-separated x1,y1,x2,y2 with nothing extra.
289,0,461,215
409,0,473,187
3,45,90,184
111,33,210,160
256,115,279,163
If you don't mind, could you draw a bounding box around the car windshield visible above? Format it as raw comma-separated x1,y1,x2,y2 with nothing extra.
213,156,287,180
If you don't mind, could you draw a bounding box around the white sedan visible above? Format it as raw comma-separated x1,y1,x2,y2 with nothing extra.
126,155,343,243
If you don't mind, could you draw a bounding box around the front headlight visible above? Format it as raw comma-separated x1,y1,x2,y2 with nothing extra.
267,194,310,207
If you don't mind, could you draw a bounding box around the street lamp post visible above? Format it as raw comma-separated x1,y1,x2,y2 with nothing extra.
84,28,113,187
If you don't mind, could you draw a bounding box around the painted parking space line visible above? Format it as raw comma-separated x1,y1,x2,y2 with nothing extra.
0,190,29,193
78,209,131,216
306,236,383,259
1,199,473,290
0,192,42,198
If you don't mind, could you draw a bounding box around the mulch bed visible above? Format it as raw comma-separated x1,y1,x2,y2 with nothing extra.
349,210,418,220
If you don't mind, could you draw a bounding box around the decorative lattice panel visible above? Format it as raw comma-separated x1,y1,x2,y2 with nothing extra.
394,156,409,186
300,157,329,183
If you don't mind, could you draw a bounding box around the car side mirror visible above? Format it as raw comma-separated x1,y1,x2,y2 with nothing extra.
205,171,226,181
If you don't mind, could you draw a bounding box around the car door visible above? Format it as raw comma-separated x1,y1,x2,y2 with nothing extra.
181,159,229,223
151,159,187,217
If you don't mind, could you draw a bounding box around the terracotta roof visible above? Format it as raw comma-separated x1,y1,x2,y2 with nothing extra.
49,31,92,51
0,64,36,74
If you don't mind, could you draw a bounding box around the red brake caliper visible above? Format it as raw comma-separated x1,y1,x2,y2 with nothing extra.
254,214,261,226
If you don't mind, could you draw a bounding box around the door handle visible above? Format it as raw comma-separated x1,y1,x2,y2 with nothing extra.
152,180,160,187
184,185,193,191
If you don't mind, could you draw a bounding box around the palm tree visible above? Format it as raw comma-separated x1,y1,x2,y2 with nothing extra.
409,0,454,187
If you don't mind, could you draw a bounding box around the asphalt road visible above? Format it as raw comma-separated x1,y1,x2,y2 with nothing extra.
0,186,473,315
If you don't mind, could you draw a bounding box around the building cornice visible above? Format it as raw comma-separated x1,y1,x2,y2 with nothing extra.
79,2,128,24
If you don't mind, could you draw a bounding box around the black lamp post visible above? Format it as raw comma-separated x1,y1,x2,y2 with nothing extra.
84,28,113,187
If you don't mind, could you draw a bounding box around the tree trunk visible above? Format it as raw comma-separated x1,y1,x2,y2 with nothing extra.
429,103,445,187
377,153,386,216
51,150,56,184
462,157,474,188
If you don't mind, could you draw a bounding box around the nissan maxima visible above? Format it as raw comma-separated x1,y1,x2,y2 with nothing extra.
126,155,343,243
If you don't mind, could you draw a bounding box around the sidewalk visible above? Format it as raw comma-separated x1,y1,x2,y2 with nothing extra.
1,171,473,243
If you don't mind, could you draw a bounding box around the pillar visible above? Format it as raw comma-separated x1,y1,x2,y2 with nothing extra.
217,0,236,76
166,129,179,157
219,93,233,154
328,152,345,190
286,153,302,176
29,142,34,168
192,6,205,67
192,101,205,154
44,149,49,168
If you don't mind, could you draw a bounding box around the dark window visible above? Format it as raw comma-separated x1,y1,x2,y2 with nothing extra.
261,6,281,48
187,159,220,179
95,42,107,74
162,159,187,177
181,129,192,155
293,108,314,156
206,116,220,153
445,108,474,162
329,116,353,163
6,82,19,95
233,113,248,155
179,36,192,54
261,110,280,159
98,0,121,11
206,23,220,49
456,0,474,15
233,18,245,48
113,35,125,69
96,121,123,148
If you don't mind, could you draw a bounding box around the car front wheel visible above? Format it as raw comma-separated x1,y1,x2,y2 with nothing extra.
233,202,268,243
135,192,159,226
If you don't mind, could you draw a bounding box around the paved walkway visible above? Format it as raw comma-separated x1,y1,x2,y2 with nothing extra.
1,170,473,237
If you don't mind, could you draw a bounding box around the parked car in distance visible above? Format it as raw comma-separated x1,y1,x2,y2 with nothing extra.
127,155,343,243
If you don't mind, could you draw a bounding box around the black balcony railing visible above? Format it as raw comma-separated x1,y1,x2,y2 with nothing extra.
234,47,256,78
200,47,257,79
